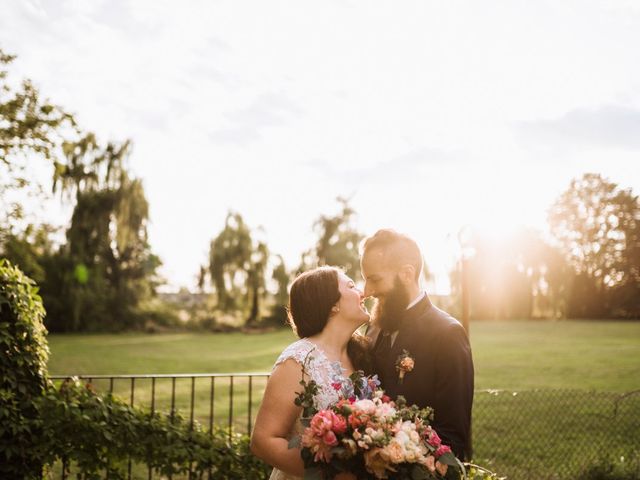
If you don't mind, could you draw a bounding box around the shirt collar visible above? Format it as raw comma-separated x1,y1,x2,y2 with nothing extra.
406,290,426,310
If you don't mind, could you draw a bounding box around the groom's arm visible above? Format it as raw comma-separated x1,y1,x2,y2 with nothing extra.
431,322,474,461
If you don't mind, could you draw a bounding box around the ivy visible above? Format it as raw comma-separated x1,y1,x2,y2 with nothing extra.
39,378,271,479
0,258,49,479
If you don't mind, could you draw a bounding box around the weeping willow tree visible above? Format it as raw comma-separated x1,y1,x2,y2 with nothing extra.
300,197,364,280
46,134,161,331
208,212,270,326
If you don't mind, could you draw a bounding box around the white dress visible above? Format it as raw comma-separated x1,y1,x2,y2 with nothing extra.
269,338,350,480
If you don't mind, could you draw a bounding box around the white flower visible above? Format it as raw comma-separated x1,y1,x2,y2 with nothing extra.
353,399,376,414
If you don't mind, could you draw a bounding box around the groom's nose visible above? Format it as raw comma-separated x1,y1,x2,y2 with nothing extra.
363,282,374,298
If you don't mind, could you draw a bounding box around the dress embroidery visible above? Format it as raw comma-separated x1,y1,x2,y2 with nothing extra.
269,339,350,480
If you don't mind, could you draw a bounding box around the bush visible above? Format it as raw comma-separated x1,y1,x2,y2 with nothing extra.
0,260,271,479
40,378,271,479
0,258,50,479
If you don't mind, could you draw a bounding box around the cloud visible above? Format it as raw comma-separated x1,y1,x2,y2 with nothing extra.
306,146,466,185
209,92,304,145
517,105,640,151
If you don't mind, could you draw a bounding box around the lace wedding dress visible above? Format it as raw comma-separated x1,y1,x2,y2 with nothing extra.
269,338,350,480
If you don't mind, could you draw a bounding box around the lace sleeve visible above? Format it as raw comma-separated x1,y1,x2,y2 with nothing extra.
272,339,316,371
272,339,347,411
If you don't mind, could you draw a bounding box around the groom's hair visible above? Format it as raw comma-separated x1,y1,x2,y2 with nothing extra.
287,266,341,338
360,229,423,281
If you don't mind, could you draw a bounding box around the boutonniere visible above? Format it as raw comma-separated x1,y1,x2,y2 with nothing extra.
395,349,415,384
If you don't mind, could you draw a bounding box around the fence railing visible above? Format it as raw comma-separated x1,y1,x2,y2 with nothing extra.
50,374,640,480
51,373,270,438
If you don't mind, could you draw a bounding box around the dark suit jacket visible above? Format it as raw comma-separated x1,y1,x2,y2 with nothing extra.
370,294,474,460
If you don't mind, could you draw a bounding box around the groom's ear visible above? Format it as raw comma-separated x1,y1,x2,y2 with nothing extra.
398,264,416,285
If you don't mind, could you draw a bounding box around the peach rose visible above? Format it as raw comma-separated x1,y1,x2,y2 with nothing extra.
364,448,391,479
436,461,448,476
400,357,415,371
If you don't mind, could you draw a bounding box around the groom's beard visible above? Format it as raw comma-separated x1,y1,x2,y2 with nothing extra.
371,277,411,333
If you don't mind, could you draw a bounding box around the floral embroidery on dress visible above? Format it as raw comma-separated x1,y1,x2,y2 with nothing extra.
270,339,354,480
273,338,349,411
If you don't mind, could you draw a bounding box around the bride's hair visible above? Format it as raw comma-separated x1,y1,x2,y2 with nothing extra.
287,266,340,338
288,266,373,373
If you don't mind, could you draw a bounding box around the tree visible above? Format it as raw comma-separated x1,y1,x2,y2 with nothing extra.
549,173,640,318
267,254,292,326
208,212,253,312
48,135,161,331
0,47,74,228
208,212,271,325
0,47,163,331
449,228,570,320
272,254,290,308
0,224,58,286
300,197,364,280
246,240,269,326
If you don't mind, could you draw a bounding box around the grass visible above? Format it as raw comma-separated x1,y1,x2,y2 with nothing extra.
46,321,640,479
48,320,640,392
468,320,640,392
47,329,297,375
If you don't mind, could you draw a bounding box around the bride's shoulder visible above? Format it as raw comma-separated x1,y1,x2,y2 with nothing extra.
273,338,317,370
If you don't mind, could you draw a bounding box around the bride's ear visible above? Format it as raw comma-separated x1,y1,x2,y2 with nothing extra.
330,304,340,315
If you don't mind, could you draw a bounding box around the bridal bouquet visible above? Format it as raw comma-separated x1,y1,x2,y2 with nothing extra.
291,366,498,480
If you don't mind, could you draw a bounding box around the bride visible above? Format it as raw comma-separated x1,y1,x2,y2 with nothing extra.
250,266,371,480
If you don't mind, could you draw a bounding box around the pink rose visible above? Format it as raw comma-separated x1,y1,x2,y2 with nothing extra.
323,430,338,446
311,410,334,436
435,445,452,457
427,431,442,447
332,413,347,434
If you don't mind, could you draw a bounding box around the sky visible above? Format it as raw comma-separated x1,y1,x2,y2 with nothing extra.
2,0,640,293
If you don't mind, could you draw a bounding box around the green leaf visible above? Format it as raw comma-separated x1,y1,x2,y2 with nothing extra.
438,451,459,467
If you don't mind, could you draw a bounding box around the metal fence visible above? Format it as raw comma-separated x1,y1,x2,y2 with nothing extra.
50,374,640,480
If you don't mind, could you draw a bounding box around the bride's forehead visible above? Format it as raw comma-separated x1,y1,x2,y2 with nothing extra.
337,272,353,284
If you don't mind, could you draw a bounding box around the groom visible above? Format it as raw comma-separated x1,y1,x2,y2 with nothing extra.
361,229,474,461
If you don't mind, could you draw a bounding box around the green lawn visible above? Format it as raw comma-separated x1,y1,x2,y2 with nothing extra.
48,320,640,392
47,321,640,479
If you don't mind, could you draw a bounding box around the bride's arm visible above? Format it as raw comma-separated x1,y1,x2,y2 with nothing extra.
250,358,305,476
